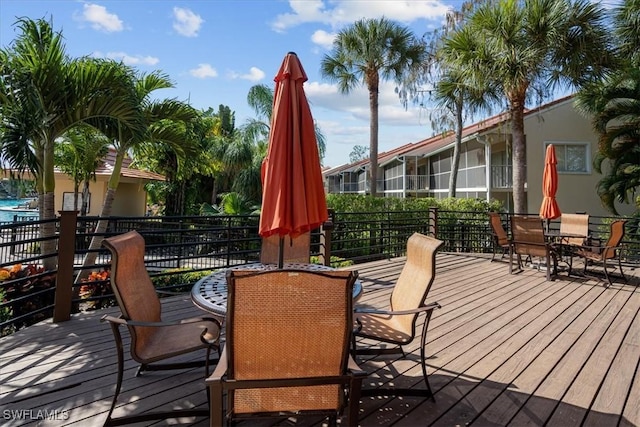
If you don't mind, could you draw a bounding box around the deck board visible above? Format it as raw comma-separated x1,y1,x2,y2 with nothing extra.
1,253,639,426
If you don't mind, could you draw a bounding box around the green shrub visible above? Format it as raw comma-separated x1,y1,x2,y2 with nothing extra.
151,269,213,293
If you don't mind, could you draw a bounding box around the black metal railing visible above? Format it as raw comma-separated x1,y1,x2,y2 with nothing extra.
2,209,640,336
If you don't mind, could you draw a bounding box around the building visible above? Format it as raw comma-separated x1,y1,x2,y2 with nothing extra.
324,95,632,217
3,149,164,217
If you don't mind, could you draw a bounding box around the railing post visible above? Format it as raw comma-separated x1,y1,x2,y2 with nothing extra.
320,210,334,266
429,207,439,238
54,210,78,323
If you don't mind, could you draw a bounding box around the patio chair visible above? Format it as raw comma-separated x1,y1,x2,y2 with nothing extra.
489,212,510,262
100,230,221,426
560,213,590,247
510,216,558,281
260,232,310,264
207,269,365,426
352,232,444,399
570,220,627,287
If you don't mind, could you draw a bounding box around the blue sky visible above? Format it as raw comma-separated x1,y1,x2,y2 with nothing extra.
1,0,468,167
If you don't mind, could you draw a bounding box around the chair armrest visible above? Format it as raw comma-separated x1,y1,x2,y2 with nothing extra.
100,314,221,329
347,355,368,377
354,301,441,316
510,239,551,247
207,346,228,382
576,244,621,257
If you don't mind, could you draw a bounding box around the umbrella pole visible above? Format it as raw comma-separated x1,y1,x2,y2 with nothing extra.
278,237,284,269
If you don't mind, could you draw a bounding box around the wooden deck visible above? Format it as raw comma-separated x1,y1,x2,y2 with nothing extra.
1,253,639,426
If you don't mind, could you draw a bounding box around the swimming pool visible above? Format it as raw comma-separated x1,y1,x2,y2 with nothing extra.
0,199,39,223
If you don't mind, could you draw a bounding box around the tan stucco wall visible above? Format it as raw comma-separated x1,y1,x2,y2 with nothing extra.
53,174,147,216
523,100,634,217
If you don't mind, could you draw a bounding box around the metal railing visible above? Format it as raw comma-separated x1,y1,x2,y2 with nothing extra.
2,209,639,336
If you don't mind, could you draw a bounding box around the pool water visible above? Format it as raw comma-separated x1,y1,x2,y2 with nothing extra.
0,199,39,222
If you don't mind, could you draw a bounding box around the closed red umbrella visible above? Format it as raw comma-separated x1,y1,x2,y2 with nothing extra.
540,144,561,220
259,52,328,267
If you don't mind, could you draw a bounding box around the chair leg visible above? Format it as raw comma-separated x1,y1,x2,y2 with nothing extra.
104,323,125,427
348,377,363,427
419,311,436,401
618,257,627,283
210,381,224,427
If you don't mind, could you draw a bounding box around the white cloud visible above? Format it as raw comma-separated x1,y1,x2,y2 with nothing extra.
228,67,266,82
74,3,123,32
94,51,159,66
272,0,451,32
190,64,218,78
306,80,423,127
311,30,335,50
173,7,203,37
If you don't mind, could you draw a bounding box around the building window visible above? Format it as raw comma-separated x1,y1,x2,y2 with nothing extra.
546,142,590,173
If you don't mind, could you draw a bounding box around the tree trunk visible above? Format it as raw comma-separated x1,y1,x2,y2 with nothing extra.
368,76,380,198
41,140,57,271
510,95,527,214
74,149,125,283
81,181,90,216
448,98,464,198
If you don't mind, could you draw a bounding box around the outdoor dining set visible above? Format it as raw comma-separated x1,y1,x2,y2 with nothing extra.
99,229,444,426
489,212,627,286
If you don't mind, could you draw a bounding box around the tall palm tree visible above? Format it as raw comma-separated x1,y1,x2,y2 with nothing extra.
75,71,198,281
445,0,611,213
0,17,143,269
320,17,426,196
575,0,640,214
398,1,491,198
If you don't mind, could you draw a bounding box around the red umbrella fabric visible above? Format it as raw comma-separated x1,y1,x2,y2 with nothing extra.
259,52,328,242
539,144,561,220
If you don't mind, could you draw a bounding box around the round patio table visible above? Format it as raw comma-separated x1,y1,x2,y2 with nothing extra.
191,262,362,317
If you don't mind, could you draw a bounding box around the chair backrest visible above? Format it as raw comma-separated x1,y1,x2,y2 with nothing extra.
489,212,509,246
560,213,589,246
602,220,627,260
511,216,547,257
102,231,162,355
225,269,357,414
260,232,310,264
389,233,444,335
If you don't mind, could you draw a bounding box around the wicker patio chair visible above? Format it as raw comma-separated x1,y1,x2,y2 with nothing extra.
260,232,310,264
352,232,444,399
207,269,365,427
489,212,510,262
100,230,221,426
570,220,627,287
510,216,558,281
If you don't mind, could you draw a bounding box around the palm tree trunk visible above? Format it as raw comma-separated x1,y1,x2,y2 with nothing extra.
510,95,527,214
41,141,57,271
448,97,464,197
368,79,380,197
74,150,124,283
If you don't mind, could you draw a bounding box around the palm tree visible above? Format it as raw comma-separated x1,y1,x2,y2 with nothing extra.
245,83,326,162
320,17,426,196
431,69,493,197
55,124,109,216
445,0,611,213
0,17,143,269
575,0,640,214
75,71,198,281
398,1,491,198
